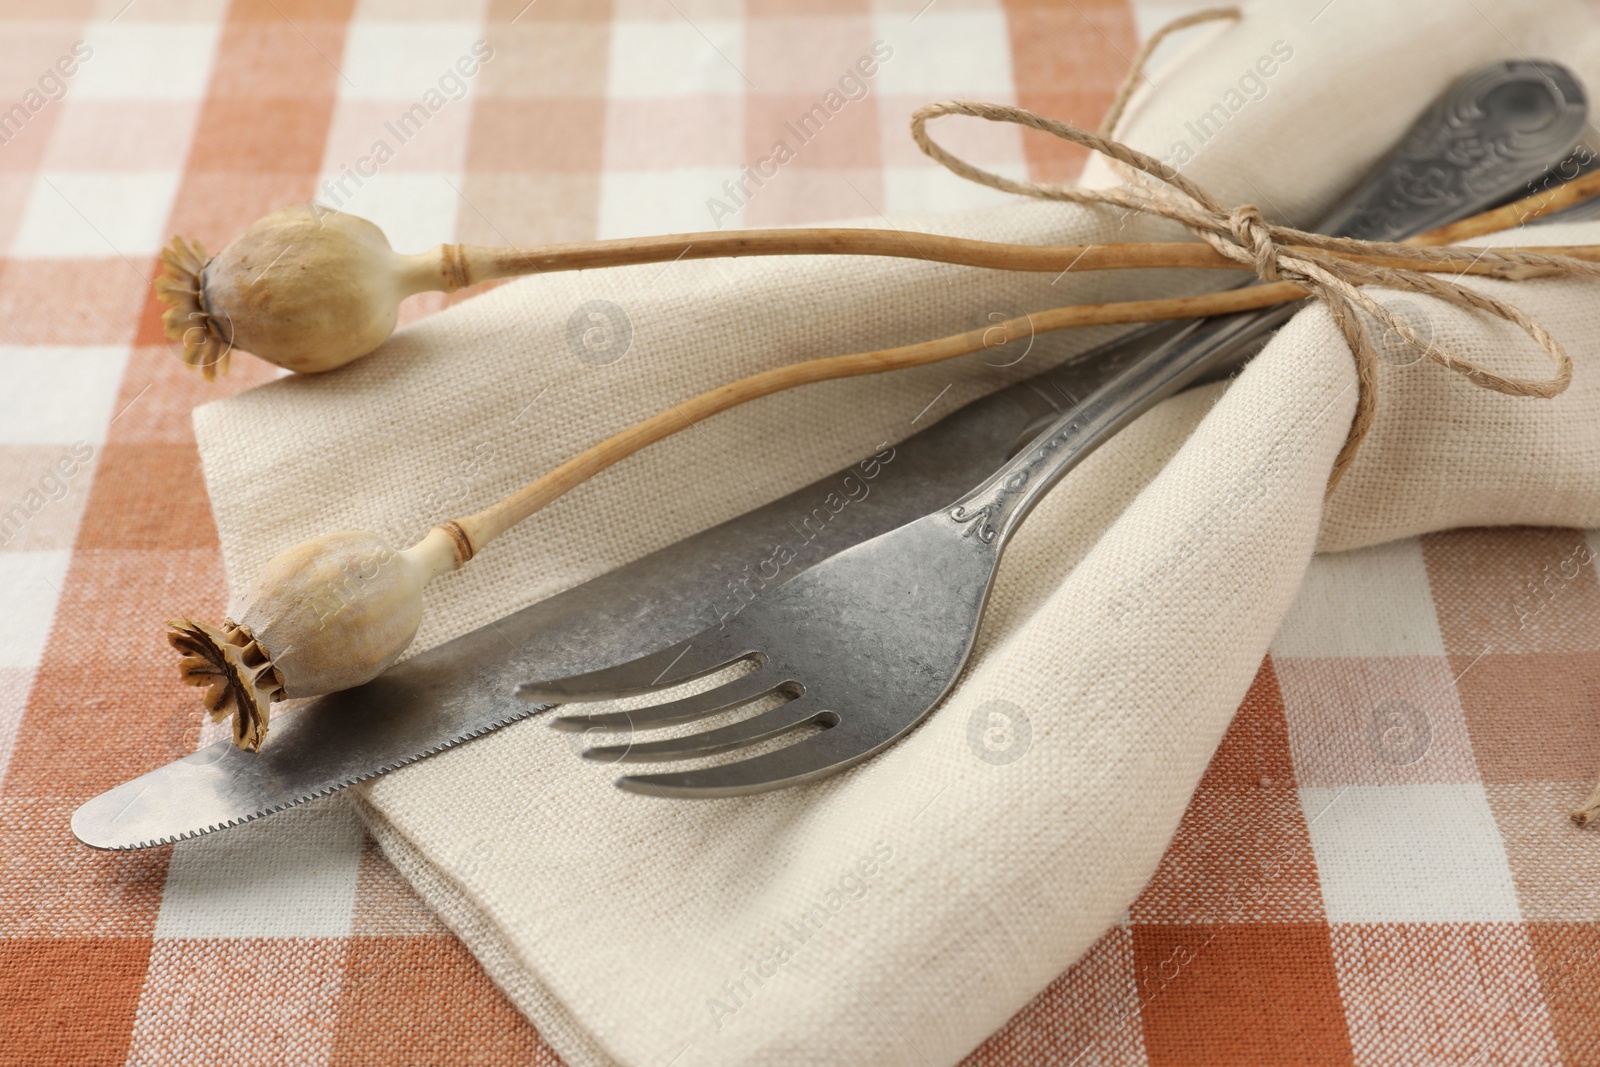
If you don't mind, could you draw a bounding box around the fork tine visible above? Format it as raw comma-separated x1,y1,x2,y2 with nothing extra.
583,697,833,762
516,636,752,704
548,673,796,733
614,724,881,797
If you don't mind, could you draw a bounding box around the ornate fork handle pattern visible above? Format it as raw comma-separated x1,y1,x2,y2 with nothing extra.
943,333,1210,551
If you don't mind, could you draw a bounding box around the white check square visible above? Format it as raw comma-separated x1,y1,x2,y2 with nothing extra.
317,171,463,252
340,21,492,101
0,551,70,670
869,11,1014,97
0,346,128,444
881,163,1030,216
607,19,748,97
155,796,366,939
72,23,222,100
598,167,742,238
1302,783,1523,923
10,171,181,260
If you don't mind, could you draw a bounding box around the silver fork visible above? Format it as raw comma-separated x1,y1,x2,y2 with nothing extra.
518,59,1588,797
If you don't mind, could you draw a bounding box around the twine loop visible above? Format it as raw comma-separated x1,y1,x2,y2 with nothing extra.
909,7,1600,488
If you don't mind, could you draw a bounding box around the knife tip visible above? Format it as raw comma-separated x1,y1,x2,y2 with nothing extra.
70,793,140,851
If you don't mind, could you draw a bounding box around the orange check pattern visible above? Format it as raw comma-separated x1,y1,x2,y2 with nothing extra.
1,1,1597,1064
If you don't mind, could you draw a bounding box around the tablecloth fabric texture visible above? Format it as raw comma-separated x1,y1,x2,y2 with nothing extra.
5,1,1600,1065
196,0,1600,1064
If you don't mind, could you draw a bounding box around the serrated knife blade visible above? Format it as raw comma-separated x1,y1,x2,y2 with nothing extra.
73,347,1135,849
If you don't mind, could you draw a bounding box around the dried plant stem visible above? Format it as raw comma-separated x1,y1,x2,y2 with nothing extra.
1320,244,1600,274
440,234,1600,288
453,285,1291,547
459,232,1235,281
445,170,1600,284
453,237,1600,552
1422,168,1600,245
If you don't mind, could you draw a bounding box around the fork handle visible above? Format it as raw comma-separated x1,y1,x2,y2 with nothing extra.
942,316,1233,549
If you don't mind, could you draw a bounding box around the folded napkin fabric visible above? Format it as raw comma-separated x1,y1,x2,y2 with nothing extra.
193,1,1600,1064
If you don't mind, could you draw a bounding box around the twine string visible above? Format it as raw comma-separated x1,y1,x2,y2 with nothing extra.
1097,6,1248,139
910,15,1599,489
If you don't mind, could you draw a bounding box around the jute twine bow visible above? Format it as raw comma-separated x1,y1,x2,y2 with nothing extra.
910,9,1600,490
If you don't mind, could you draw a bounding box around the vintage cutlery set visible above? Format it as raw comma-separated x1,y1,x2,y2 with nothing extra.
74,59,1600,848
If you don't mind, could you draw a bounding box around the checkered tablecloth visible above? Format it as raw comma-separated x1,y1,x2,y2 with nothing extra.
3,1,1598,1064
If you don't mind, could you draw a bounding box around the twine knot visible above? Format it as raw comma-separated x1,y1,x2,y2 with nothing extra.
1228,204,1280,282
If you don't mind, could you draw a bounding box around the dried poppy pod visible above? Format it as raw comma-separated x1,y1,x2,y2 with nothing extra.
154,206,479,380
169,525,467,750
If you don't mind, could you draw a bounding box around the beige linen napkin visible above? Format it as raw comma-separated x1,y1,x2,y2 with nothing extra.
192,1,1600,1064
